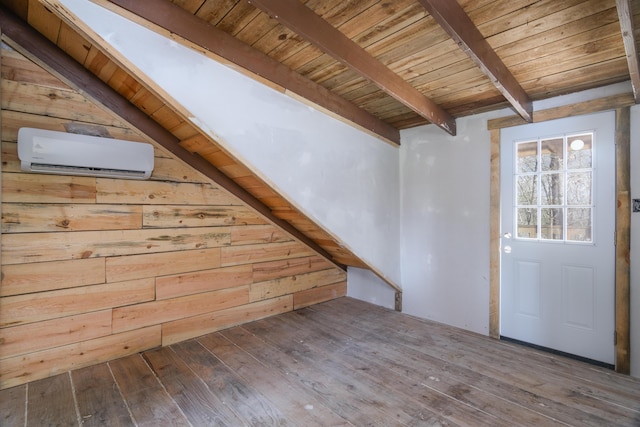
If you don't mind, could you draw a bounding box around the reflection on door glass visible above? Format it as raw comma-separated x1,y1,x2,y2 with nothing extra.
568,134,592,169
513,131,594,243
517,141,537,173
541,138,563,171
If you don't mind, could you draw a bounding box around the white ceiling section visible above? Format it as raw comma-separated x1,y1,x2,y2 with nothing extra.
60,0,402,286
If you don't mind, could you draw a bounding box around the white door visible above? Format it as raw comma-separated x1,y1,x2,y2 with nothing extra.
500,111,615,365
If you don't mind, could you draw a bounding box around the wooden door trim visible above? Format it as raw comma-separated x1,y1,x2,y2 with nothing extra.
488,96,632,374
615,106,631,373
489,128,501,339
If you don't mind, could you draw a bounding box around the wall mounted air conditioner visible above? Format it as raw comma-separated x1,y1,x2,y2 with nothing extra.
17,127,154,180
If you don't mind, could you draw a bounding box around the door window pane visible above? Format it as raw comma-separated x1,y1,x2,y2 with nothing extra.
541,173,563,205
541,208,563,240
567,172,592,205
567,134,592,169
517,141,538,173
516,175,537,205
541,138,563,171
567,208,592,242
517,208,537,238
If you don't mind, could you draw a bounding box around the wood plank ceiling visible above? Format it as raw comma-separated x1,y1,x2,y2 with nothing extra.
0,0,638,291
163,0,636,130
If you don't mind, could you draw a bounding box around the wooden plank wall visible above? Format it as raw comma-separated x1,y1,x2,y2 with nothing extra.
0,44,347,390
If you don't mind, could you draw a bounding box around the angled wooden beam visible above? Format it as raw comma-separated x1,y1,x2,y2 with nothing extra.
97,0,400,146
418,0,533,122
0,5,346,272
247,0,457,135
616,0,640,103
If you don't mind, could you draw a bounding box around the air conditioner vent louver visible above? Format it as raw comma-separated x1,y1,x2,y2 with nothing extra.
17,128,154,180
29,163,148,179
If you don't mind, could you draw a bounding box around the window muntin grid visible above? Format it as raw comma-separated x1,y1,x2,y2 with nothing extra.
514,132,594,243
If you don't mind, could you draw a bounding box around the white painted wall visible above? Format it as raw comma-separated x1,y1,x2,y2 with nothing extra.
63,0,401,285
347,268,396,310
399,111,500,335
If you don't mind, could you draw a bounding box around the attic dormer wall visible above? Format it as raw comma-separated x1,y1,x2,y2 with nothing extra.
0,44,346,390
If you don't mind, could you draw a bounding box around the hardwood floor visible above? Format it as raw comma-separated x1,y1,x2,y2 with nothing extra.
2,297,639,426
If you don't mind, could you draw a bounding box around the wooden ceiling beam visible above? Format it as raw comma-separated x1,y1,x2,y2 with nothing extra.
101,0,400,146
247,0,457,135
418,0,533,122
616,0,640,103
0,5,346,271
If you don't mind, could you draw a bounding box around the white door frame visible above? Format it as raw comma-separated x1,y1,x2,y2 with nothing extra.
488,97,632,374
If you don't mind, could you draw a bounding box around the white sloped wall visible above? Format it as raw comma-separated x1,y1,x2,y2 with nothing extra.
61,0,401,287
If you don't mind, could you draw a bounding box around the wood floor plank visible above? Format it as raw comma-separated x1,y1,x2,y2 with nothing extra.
142,346,245,426
322,297,639,394
0,384,26,426
239,317,471,427
71,363,134,426
219,325,406,427
248,314,557,427
312,299,640,413
6,297,640,426
306,299,640,427
300,305,608,426
173,339,293,426
26,373,77,427
197,332,351,427
417,322,640,409
109,354,190,426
